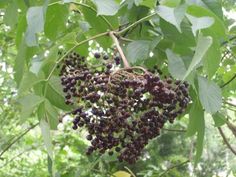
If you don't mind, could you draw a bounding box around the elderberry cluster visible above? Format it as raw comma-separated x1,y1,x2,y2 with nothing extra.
59,52,190,164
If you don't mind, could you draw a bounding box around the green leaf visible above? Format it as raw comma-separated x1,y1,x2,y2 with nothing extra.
203,39,221,78
183,34,212,80
40,119,54,160
126,40,151,64
4,1,18,28
16,14,27,49
45,100,59,130
195,116,205,165
80,6,112,49
187,5,226,38
186,101,203,137
112,171,131,177
186,14,214,36
139,0,157,8
14,40,36,87
93,0,119,16
25,6,45,46
44,4,69,41
46,76,71,110
198,76,222,114
160,0,181,7
18,94,45,121
186,100,205,165
18,72,42,95
166,49,186,80
156,4,186,32
212,112,227,127
160,19,196,54
202,0,223,19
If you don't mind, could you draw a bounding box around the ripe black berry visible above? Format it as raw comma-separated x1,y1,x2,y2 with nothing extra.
94,52,101,59
59,51,190,164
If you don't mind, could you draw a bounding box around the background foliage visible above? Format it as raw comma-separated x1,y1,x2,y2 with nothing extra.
0,0,236,176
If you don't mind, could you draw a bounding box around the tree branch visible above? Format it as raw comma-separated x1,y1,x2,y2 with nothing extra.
0,123,39,158
159,160,190,177
224,101,236,108
220,73,236,88
218,127,236,155
109,32,130,68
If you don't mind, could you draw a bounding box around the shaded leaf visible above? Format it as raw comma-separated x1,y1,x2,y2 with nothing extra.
126,40,151,64
198,76,222,114
166,49,186,80
46,76,71,110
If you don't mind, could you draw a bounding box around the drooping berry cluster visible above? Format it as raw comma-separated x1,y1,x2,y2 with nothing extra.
59,52,190,164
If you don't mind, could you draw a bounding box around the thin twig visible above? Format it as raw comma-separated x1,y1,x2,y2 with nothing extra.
218,127,236,155
0,123,39,158
220,73,236,88
159,160,190,177
109,32,130,68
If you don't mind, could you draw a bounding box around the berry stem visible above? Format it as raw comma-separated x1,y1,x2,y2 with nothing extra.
109,31,130,68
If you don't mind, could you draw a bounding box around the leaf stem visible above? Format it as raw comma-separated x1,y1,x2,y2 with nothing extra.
117,12,157,34
109,31,130,68
0,123,39,158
